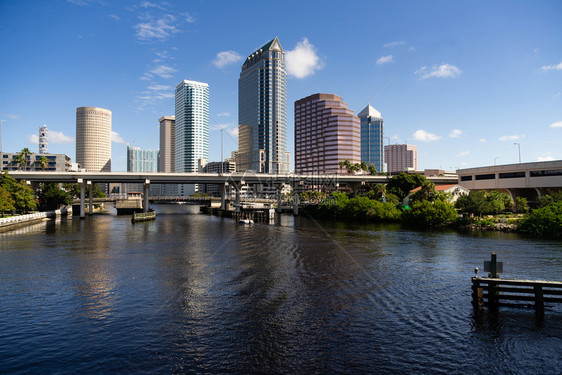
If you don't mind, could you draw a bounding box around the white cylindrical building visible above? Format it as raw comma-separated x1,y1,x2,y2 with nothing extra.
76,107,112,172
39,124,48,154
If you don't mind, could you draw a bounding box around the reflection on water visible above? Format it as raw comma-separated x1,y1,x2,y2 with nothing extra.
0,204,560,374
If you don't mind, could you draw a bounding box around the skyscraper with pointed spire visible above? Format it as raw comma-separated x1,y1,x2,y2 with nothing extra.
237,37,290,174
358,104,384,173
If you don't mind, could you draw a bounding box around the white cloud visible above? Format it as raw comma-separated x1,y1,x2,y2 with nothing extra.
139,1,168,10
67,0,89,5
499,134,526,141
50,131,74,144
213,51,243,68
415,64,462,79
135,14,179,41
148,64,177,78
383,41,405,48
28,130,74,145
147,84,172,91
541,61,562,72
449,129,462,138
538,156,555,162
111,131,126,144
456,150,470,157
479,138,486,143
227,127,238,140
376,55,393,65
180,12,195,23
1,113,19,119
413,129,441,142
217,112,230,117
285,38,324,79
108,14,120,22
549,121,562,128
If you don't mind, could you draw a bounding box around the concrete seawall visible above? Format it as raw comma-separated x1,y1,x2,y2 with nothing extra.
0,208,71,232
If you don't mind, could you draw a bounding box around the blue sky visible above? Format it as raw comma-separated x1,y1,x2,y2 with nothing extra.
1,0,561,172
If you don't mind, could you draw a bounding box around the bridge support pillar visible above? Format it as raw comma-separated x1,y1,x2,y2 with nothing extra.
143,179,150,213
219,183,226,210
293,191,299,216
78,178,85,219
235,185,241,212
88,181,93,215
276,184,283,213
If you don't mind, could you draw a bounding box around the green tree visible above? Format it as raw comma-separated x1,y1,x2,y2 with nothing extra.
368,164,377,175
338,160,345,174
36,183,72,211
38,155,49,171
0,185,15,216
344,159,352,174
386,173,427,201
518,201,562,238
366,184,386,201
18,147,32,170
409,180,437,203
515,196,529,213
538,190,562,207
360,161,368,173
402,200,458,228
0,172,37,213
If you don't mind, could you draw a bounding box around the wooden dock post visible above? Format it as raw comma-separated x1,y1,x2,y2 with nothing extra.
534,285,545,320
471,278,484,310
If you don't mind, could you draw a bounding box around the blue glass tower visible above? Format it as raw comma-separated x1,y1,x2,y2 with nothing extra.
358,104,384,173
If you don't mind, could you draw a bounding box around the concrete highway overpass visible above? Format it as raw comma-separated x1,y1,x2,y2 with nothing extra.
457,160,562,201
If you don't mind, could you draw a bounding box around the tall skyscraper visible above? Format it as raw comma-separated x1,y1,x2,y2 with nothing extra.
159,116,175,173
358,104,384,173
175,80,209,196
238,37,290,174
294,93,361,174
76,107,111,172
384,144,418,173
39,125,48,154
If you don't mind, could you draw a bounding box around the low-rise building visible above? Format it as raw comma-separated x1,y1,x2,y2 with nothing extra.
1,152,72,172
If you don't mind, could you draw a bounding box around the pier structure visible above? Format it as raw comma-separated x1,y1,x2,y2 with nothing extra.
472,253,562,320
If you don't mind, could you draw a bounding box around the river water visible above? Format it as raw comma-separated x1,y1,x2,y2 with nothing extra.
0,204,561,374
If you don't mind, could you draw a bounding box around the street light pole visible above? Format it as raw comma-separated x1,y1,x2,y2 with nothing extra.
514,143,521,163
385,137,391,176
0,120,4,153
494,156,499,166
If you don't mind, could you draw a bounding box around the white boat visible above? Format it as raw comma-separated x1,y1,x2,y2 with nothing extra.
238,219,254,224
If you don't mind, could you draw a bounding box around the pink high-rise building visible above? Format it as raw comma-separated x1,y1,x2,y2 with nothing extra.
384,144,418,173
294,93,361,174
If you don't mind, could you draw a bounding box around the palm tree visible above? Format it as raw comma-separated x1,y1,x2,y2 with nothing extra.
19,148,32,170
343,159,352,174
338,161,345,174
13,154,24,170
38,155,49,171
361,161,368,173
368,165,377,175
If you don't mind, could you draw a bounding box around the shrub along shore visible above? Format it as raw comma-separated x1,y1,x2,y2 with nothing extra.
299,173,562,239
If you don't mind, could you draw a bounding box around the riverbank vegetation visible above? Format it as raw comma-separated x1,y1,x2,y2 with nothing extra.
0,172,80,216
301,173,562,238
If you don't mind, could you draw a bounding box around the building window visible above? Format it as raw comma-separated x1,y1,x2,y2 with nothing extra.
475,173,496,180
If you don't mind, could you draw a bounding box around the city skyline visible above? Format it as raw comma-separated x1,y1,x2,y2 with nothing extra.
0,1,561,172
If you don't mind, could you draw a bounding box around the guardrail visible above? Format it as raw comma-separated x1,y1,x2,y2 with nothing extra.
0,208,70,226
